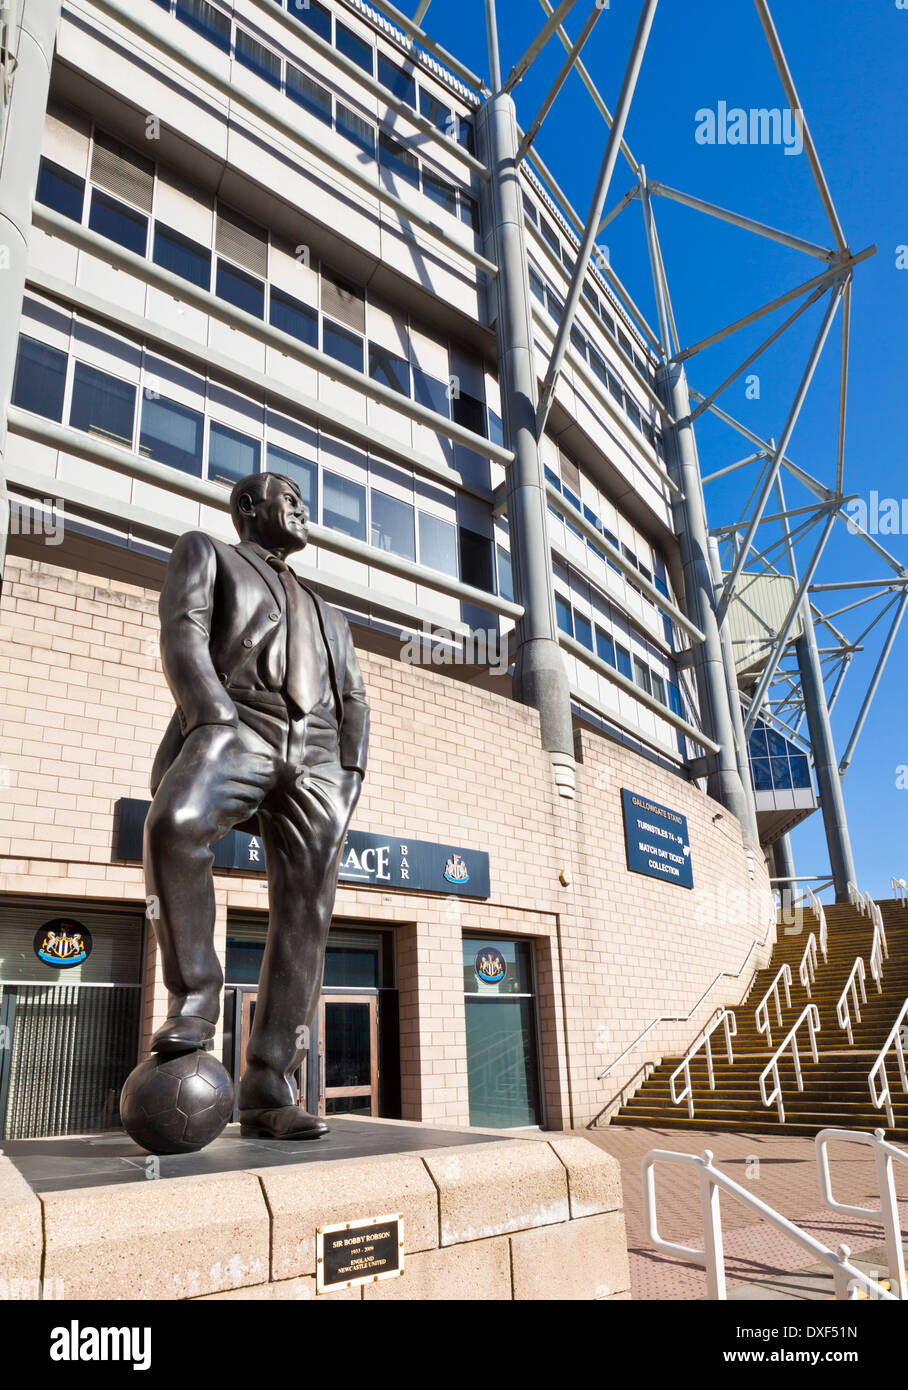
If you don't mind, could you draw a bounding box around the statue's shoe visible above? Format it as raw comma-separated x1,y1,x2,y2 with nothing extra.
150,1015,216,1053
239,1106,329,1140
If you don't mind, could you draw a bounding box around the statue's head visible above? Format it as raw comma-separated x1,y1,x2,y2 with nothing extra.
229,472,309,557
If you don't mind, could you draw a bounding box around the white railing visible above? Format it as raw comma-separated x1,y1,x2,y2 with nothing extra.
891,876,907,906
870,897,889,960
798,933,818,999
869,999,908,1130
669,1010,737,1120
836,957,867,1046
804,884,828,962
754,963,792,1051
848,879,865,911
643,1146,895,1301
760,1004,821,1123
816,1128,908,1300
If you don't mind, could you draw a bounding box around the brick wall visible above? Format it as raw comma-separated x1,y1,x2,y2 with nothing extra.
0,553,774,1128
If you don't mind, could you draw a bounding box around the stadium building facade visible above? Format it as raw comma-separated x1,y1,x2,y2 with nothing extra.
0,0,814,1140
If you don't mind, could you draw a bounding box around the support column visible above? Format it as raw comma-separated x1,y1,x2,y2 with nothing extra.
772,832,796,884
0,0,62,586
657,361,753,835
796,608,856,901
476,90,575,796
707,535,759,845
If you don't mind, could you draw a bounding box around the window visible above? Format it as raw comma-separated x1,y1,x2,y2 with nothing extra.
419,512,458,576
175,0,231,52
606,369,624,406
153,224,211,289
459,193,480,232
539,215,560,257
529,267,546,307
652,672,666,705
286,66,332,125
88,189,148,256
488,410,503,447
235,29,281,87
524,197,538,227
140,393,204,475
208,421,261,487
459,527,494,592
615,642,632,680
378,55,415,108
570,325,587,359
451,390,485,437
267,443,317,514
617,327,633,358
36,159,85,222
595,628,615,667
371,490,414,559
419,88,451,134
335,103,375,158
600,306,616,337
633,656,652,696
216,261,265,318
496,544,513,603
322,318,364,372
69,362,136,447
412,367,450,417
270,288,318,347
286,0,331,43
423,169,457,217
589,349,608,387
790,754,812,790
323,470,366,540
555,595,573,637
456,118,475,154
545,287,563,322
335,21,373,75
626,397,642,431
575,613,593,651
11,336,67,422
378,134,419,190
668,682,683,717
369,342,410,396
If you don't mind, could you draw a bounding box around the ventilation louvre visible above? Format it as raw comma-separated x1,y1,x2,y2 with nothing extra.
321,271,366,333
216,204,269,278
90,131,154,213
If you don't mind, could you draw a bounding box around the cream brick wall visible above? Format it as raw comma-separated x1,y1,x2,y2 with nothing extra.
0,554,773,1129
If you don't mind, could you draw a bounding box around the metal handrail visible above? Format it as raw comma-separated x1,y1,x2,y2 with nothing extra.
870,915,887,992
847,880,865,911
869,999,908,1130
836,957,867,1045
669,1010,737,1120
816,1128,908,1300
643,1145,895,1301
890,876,907,906
799,932,818,999
760,1004,821,1123
804,884,828,961
598,896,777,1081
754,963,792,1050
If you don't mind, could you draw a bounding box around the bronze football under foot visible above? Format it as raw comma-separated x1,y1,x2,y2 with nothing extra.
239,1106,328,1140
150,1015,216,1053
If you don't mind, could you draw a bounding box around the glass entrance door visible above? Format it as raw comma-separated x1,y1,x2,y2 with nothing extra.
318,994,378,1116
463,937,543,1129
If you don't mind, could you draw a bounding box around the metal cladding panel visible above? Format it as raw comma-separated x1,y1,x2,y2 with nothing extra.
726,572,803,675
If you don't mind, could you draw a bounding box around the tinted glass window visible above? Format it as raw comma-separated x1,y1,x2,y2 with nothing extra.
216,261,265,318
595,628,615,666
286,0,331,42
555,596,573,636
459,193,480,232
423,170,457,216
418,88,451,133
335,21,373,74
140,394,204,475
175,0,231,52
323,470,366,540
267,444,318,514
378,134,419,190
286,66,332,124
322,318,364,372
575,613,593,651
615,643,632,679
496,544,513,603
459,527,494,592
88,189,148,255
36,159,85,222
371,490,414,559
369,342,410,396
270,288,318,347
451,390,485,436
208,421,261,487
377,55,415,108
69,361,136,446
412,367,449,417
419,512,458,576
335,103,375,157
153,224,211,289
529,268,546,306
235,29,281,88
633,657,652,695
11,336,67,422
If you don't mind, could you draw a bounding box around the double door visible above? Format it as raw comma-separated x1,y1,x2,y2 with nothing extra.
238,990,378,1116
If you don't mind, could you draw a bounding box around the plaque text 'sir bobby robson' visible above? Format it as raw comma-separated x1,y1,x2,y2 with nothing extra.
317,1214,405,1293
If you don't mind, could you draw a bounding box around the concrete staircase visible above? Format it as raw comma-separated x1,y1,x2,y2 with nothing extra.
611,897,908,1138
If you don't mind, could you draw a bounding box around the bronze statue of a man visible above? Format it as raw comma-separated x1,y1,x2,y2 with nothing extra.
143,472,369,1139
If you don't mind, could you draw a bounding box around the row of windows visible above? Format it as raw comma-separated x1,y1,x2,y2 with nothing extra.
11,333,511,597
748,721,813,793
523,192,653,384
35,153,493,441
528,260,663,455
148,0,476,155
554,588,682,718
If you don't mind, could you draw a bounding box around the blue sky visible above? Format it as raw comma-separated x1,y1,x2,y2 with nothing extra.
420,0,907,899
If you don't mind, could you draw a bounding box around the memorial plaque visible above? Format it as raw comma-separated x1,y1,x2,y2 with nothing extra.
316,1213,404,1293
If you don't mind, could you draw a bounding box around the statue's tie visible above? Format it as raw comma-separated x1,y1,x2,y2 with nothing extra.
267,556,321,716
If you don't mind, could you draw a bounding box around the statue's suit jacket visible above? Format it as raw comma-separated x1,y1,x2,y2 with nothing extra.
150,530,370,794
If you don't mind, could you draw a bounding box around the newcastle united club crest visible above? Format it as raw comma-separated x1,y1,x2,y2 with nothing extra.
443,853,470,885
34,919,92,968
